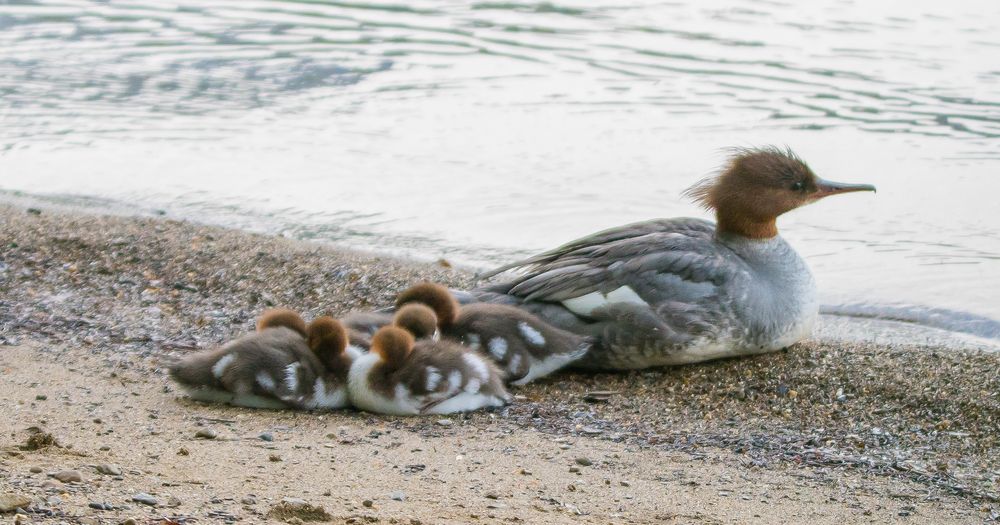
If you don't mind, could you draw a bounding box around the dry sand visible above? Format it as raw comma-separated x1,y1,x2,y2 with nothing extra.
1,201,997,524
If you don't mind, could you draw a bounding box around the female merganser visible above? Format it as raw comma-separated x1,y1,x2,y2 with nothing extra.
475,147,876,369
347,325,510,415
396,282,592,384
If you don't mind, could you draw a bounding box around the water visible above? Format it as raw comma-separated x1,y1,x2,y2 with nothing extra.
2,0,999,339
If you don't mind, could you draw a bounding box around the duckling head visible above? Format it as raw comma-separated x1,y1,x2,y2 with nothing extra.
393,303,439,340
395,282,459,329
307,316,348,364
257,308,308,337
371,326,415,369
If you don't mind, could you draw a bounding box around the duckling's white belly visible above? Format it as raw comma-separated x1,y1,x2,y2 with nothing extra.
346,354,419,416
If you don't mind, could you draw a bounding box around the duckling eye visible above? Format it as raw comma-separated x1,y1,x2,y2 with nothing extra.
791,181,805,191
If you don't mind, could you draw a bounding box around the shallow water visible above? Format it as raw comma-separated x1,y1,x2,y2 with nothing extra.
1,0,999,339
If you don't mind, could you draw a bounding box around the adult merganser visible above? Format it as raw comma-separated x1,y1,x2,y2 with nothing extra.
474,147,875,370
347,325,510,415
396,282,592,384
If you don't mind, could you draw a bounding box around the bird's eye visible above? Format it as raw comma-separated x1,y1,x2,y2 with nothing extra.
791,181,805,191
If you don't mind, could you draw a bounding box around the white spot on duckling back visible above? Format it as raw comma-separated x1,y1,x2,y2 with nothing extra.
562,285,649,317
426,367,442,391
462,353,489,380
211,354,235,379
487,337,508,360
466,333,481,350
284,363,301,392
507,353,522,374
517,322,546,347
446,370,462,394
255,372,276,392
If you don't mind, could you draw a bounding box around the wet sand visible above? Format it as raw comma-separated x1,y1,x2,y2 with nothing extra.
1,201,997,523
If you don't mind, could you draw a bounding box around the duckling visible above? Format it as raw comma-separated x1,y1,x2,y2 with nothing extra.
168,309,317,409
396,282,591,385
290,316,359,410
347,325,510,415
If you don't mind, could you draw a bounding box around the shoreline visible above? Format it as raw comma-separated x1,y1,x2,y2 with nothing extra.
1,201,998,523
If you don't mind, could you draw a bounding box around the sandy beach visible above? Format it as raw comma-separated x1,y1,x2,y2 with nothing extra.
1,201,998,524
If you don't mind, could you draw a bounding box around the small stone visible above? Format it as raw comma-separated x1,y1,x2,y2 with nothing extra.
410,520,422,525
165,496,181,508
580,426,602,435
96,464,122,476
259,432,274,442
122,519,138,525
99,445,111,451
241,496,257,505
0,494,33,513
485,491,500,500
362,499,373,508
390,491,406,501
281,497,307,507
269,454,282,462
194,428,217,439
575,457,593,467
177,447,189,456
88,502,111,511
29,467,42,474
620,481,631,487
35,394,47,401
436,419,453,427
788,389,799,399
52,470,83,483
132,493,157,506
519,469,532,476
26,208,41,215
40,480,62,490
569,466,581,473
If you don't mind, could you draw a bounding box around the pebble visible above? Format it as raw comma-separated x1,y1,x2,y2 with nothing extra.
580,426,602,435
29,467,42,474
575,457,593,467
99,445,111,451
241,496,257,505
485,491,500,500
88,502,113,511
259,432,274,442
0,494,33,513
52,470,83,483
569,466,581,473
362,499,374,508
165,496,181,508
96,464,122,476
39,480,62,490
122,519,138,525
436,419,453,427
281,497,307,507
35,394,47,401
269,454,282,462
132,493,157,506
195,428,217,439
390,491,406,501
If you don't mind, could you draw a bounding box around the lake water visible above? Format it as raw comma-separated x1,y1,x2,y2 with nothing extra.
2,0,999,340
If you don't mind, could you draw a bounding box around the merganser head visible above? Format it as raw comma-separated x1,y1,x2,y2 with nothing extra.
306,316,348,365
685,147,876,239
393,304,439,340
257,309,308,338
395,282,459,329
371,326,415,369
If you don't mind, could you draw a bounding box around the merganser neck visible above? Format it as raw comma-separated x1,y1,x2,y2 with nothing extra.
715,209,778,239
